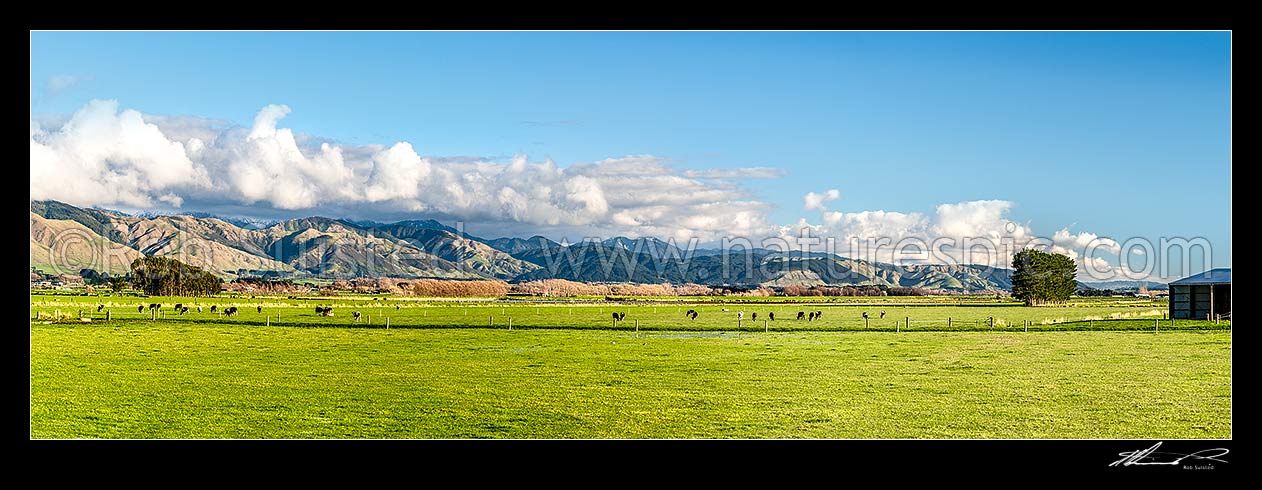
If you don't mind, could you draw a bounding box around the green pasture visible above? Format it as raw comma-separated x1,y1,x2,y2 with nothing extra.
30,294,1212,332
31,324,1230,438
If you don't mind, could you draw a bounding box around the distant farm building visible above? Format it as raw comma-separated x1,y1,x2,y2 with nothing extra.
1168,268,1231,320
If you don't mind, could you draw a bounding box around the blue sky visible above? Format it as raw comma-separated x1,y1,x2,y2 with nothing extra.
30,31,1231,276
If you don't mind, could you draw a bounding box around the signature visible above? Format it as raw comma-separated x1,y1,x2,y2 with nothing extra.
1110,442,1229,467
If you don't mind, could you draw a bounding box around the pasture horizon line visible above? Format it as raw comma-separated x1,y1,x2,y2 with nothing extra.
37,219,1215,285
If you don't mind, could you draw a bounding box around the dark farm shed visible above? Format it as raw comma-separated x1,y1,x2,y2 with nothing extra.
1168,268,1230,320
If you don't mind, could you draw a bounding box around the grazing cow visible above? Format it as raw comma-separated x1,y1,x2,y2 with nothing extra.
751,312,757,321
138,305,145,313
315,306,334,317
353,311,362,322
689,310,698,320
257,306,262,314
148,303,161,311
180,307,189,315
224,307,238,317
880,310,886,319
768,312,774,321
685,309,696,318
808,312,816,321
612,312,626,321
797,311,805,320
815,311,823,319
97,304,104,312
210,305,218,313
174,303,183,311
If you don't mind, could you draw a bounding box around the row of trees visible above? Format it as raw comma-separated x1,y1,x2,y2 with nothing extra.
509,279,724,297
129,256,222,297
410,279,510,297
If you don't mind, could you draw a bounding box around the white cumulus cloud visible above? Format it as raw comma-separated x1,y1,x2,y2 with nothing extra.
803,189,840,211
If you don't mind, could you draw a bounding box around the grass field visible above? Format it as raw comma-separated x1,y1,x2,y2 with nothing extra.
30,294,1217,332
30,294,1231,438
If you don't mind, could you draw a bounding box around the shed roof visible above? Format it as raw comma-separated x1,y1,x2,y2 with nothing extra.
1169,268,1231,285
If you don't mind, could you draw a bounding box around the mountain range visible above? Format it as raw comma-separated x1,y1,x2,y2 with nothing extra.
31,200,1026,291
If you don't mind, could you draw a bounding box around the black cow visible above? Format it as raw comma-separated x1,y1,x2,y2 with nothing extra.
815,311,823,319
880,310,886,319
97,304,105,312
224,307,239,317
862,312,869,320
174,303,183,311
257,306,262,314
148,303,161,311
768,312,774,321
210,305,218,313
797,311,805,320
751,312,757,321
353,311,362,322
180,307,189,315
138,305,145,313
808,312,816,321
690,310,698,320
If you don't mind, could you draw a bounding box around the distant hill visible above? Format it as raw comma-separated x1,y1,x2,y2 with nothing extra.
29,200,1017,291
1079,280,1169,291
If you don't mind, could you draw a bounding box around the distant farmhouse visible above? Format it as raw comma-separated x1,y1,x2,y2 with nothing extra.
1168,268,1231,320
